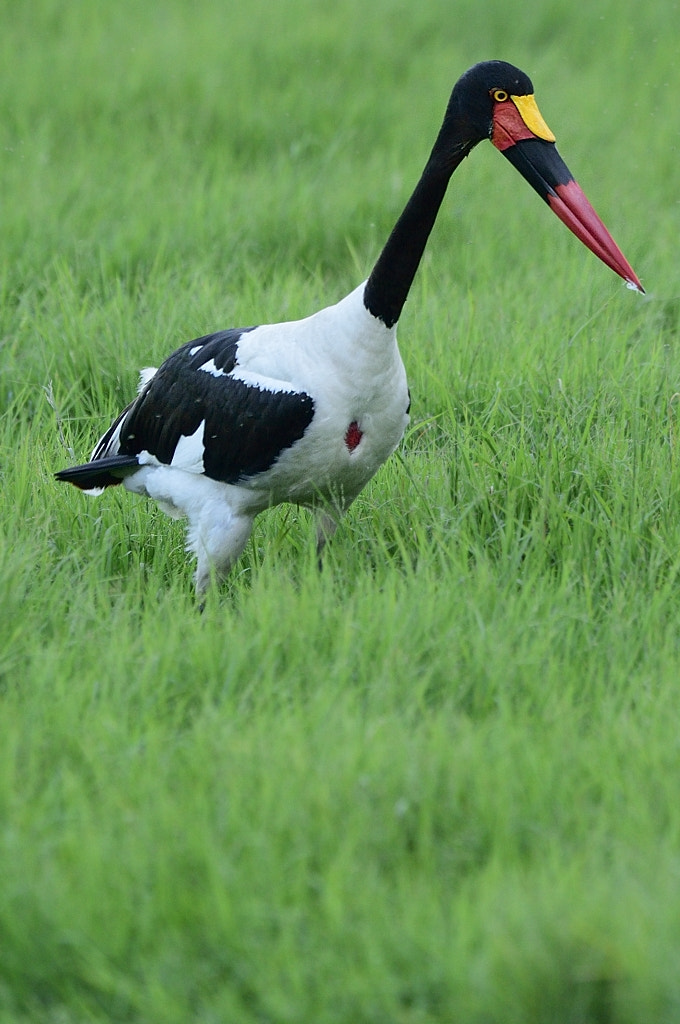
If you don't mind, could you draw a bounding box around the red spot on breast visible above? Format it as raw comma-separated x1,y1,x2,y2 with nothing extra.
344,421,363,452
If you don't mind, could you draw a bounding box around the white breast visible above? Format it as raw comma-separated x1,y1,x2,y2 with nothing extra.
230,283,410,510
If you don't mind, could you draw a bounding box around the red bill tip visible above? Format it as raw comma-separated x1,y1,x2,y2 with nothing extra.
549,180,644,293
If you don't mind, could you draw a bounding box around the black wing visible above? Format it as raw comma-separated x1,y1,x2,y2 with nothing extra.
55,400,141,488
54,453,139,489
115,328,315,484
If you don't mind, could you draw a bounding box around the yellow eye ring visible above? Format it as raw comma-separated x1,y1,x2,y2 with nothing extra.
492,89,509,102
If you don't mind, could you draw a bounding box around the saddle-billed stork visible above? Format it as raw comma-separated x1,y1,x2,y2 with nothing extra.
56,61,642,594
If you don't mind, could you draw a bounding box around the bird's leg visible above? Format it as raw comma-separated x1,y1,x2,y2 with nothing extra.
315,512,339,571
189,509,254,600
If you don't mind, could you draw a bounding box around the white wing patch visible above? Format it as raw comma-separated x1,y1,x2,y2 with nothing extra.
189,345,203,356
198,358,227,378
138,367,158,393
170,420,206,473
231,367,296,394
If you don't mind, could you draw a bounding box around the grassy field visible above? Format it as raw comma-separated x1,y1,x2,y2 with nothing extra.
2,0,680,1020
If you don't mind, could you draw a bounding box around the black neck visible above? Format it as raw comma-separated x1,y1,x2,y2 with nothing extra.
363,136,474,329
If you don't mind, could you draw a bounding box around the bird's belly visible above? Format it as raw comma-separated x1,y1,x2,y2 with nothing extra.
243,389,410,511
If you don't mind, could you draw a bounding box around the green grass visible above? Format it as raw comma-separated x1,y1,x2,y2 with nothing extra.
2,0,680,1020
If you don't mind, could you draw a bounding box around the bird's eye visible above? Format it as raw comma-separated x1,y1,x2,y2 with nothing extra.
492,89,509,102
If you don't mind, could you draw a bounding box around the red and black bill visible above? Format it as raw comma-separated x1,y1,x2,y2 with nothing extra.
491,93,643,292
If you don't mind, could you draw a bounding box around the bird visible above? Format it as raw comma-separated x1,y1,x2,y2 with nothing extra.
56,60,643,595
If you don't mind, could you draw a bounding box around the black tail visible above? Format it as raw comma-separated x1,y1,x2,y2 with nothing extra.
55,454,140,490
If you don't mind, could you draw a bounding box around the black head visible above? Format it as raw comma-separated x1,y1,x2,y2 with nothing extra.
444,60,535,145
